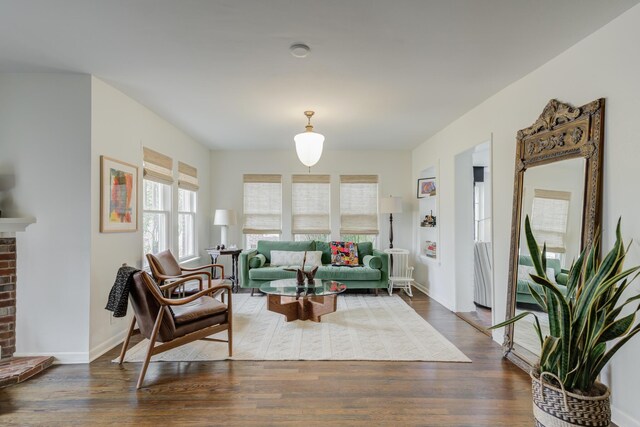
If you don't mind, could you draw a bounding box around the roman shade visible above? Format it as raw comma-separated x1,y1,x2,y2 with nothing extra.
143,147,173,184
292,174,331,234
178,161,199,191
531,189,571,253
243,174,282,234
340,175,379,235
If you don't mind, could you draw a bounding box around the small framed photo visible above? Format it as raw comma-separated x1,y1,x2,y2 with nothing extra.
100,156,138,233
417,177,436,198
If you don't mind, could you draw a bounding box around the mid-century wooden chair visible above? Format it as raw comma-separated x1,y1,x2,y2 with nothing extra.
118,271,232,389
146,250,225,297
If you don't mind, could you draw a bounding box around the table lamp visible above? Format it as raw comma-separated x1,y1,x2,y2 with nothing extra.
213,209,237,247
380,196,402,248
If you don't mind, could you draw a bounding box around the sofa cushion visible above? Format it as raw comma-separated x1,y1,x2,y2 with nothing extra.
316,265,381,281
248,265,381,281
356,242,374,260
314,240,333,265
248,253,266,269
257,240,315,262
249,266,297,281
362,255,382,269
270,250,323,267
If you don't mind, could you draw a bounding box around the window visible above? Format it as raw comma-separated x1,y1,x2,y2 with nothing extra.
142,148,174,267
177,162,199,260
294,233,330,242
178,189,197,259
143,180,171,262
243,174,282,249
531,189,570,254
340,234,377,245
292,174,331,242
340,175,379,244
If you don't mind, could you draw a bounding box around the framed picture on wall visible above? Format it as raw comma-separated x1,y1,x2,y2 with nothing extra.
417,177,436,198
100,155,138,232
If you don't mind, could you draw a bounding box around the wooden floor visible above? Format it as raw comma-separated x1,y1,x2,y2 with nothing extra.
456,305,493,336
0,290,535,426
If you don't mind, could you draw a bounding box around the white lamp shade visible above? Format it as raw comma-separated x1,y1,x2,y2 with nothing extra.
380,196,403,214
294,131,324,167
213,209,237,226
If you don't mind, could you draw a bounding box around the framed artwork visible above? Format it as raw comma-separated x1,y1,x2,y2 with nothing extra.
100,156,138,233
417,177,436,198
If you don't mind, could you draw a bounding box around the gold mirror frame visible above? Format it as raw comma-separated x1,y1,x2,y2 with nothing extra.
503,98,605,371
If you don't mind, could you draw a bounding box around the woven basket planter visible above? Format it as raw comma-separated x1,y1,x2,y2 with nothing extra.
531,372,611,427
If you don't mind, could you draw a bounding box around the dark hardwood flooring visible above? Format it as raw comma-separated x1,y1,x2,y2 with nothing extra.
456,305,493,337
0,289,534,426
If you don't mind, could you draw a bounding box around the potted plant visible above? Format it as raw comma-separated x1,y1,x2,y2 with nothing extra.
491,217,640,426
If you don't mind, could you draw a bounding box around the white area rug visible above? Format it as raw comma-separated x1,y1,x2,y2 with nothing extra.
117,294,470,363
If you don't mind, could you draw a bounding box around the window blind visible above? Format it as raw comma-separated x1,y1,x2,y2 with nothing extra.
178,161,199,191
143,147,174,184
243,174,282,234
531,189,571,253
292,174,331,234
340,175,379,235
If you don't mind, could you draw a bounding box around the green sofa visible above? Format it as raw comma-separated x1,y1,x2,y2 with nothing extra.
240,240,389,293
517,254,568,308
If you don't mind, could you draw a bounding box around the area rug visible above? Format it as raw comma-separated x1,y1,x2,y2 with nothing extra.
116,294,470,363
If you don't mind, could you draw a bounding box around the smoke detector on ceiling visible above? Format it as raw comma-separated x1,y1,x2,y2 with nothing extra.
290,43,310,58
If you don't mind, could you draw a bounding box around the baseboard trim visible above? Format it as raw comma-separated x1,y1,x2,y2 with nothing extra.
613,406,640,427
89,329,128,362
13,351,89,364
412,281,429,296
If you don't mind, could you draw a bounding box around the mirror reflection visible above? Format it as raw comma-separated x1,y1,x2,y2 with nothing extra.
513,158,586,361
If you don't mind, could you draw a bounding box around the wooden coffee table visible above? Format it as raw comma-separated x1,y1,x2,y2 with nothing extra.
260,279,347,322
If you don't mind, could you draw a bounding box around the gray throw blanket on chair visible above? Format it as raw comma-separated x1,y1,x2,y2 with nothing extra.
105,265,139,317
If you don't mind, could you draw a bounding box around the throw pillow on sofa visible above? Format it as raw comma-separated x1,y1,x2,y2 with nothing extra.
330,241,359,266
248,254,267,268
362,254,382,269
270,250,323,267
517,264,557,285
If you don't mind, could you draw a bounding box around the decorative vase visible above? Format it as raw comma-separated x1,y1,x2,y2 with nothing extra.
531,371,611,427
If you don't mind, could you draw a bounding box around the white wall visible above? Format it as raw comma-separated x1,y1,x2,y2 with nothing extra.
411,5,640,425
89,77,212,360
0,73,92,362
210,150,412,258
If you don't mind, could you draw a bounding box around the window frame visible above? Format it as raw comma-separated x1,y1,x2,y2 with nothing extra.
142,179,172,268
178,188,198,261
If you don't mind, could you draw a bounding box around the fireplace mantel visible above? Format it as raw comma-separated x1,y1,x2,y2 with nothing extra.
0,217,36,235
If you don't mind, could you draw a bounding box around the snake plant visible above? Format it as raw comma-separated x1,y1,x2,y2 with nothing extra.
492,216,640,393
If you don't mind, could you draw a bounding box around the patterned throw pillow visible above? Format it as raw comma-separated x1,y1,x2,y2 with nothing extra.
330,241,359,266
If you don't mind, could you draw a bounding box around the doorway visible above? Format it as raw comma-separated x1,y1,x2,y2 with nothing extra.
454,140,494,334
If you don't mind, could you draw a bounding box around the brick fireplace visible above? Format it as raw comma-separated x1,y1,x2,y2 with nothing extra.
0,218,52,387
0,237,16,358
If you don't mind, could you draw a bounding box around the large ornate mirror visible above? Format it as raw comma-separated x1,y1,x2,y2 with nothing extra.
503,98,605,370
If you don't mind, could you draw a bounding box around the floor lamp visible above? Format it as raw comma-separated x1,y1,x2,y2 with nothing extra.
380,196,402,249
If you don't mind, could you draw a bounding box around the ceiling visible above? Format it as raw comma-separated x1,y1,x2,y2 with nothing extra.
0,1,637,151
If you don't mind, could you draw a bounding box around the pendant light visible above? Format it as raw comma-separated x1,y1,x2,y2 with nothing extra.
294,111,324,167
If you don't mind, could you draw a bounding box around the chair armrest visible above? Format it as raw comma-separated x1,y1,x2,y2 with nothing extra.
240,249,258,287
161,283,233,306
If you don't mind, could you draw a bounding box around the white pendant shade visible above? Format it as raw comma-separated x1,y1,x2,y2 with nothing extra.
294,131,324,167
